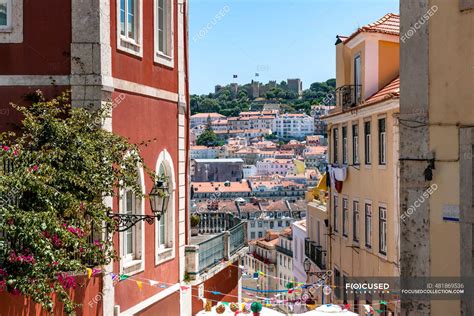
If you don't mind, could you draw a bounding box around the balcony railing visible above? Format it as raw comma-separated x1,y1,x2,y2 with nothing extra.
251,251,275,265
335,85,362,110
229,222,245,255
275,245,293,257
195,212,237,234
197,233,226,272
305,238,326,270
185,222,248,279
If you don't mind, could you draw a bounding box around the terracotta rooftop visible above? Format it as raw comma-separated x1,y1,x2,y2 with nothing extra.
192,181,251,193
304,146,327,156
365,77,400,105
191,145,213,150
339,13,400,44
288,200,308,212
279,227,292,238
193,200,239,213
259,200,290,212
191,112,226,118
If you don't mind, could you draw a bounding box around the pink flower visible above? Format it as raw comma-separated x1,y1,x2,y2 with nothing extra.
57,273,77,290
2,146,9,151
0,280,6,291
32,165,38,171
51,234,62,247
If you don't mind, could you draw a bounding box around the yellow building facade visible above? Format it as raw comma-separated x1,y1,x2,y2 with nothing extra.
307,13,401,315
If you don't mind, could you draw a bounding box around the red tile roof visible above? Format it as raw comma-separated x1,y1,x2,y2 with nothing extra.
191,112,226,118
340,13,400,44
365,77,400,105
192,181,251,193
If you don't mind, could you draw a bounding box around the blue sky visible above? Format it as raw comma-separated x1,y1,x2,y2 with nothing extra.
189,0,399,94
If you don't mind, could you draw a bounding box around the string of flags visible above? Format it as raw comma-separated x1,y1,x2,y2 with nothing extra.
83,264,398,314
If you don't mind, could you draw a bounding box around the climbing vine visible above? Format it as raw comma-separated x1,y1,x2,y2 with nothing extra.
0,91,148,314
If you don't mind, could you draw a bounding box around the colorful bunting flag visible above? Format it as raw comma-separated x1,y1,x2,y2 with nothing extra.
136,281,143,290
86,268,93,279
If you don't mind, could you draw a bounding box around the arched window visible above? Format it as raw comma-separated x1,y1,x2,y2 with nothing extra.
157,161,167,249
155,149,175,264
120,167,145,274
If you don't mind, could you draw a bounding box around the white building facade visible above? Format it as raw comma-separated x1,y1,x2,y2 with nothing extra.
292,219,307,283
273,114,315,140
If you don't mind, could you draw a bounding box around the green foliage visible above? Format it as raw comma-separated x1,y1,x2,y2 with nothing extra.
196,128,220,147
190,214,200,227
190,78,335,116
0,91,148,314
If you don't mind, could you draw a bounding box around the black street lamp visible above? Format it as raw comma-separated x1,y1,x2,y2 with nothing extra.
149,179,170,220
108,179,170,232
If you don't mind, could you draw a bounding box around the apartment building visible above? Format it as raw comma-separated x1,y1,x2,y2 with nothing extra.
323,13,401,314
292,220,307,283
275,227,294,301
190,146,218,159
311,105,335,136
191,158,244,182
249,179,306,200
256,158,296,176
303,146,328,172
0,1,247,314
273,113,315,140
245,232,279,291
400,2,474,315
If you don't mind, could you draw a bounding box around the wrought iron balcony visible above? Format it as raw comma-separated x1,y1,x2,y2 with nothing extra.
335,85,362,110
185,222,247,279
305,238,326,270
276,245,293,257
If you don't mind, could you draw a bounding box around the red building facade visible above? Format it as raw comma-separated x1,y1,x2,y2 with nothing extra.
0,0,190,314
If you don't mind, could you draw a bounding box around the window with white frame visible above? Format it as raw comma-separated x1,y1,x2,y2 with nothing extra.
0,0,23,43
333,128,339,164
352,124,359,164
123,189,140,261
0,0,10,28
120,168,145,273
353,201,359,242
378,118,386,165
379,206,387,255
364,120,371,165
117,0,142,55
154,0,174,66
365,203,372,248
342,198,348,237
342,126,348,165
155,150,175,264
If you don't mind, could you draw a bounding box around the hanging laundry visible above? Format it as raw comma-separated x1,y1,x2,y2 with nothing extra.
333,166,347,181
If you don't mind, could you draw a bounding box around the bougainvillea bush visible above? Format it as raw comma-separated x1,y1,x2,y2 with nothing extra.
0,91,145,314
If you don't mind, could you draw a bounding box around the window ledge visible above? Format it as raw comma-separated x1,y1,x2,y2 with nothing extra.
154,52,174,68
118,36,143,57
377,164,387,170
122,259,144,275
0,27,13,33
156,247,174,265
